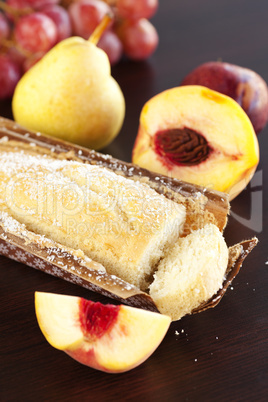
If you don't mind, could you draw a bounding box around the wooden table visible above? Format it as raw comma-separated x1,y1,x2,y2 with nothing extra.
1,1,268,400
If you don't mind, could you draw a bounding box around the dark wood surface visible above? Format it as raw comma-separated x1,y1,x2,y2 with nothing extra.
1,1,268,401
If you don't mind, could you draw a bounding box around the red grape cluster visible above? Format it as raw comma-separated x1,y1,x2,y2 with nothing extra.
0,0,159,100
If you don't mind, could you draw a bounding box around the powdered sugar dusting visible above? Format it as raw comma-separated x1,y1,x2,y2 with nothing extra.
0,148,184,223
0,211,106,272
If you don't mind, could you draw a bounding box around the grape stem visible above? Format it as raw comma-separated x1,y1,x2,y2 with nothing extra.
102,0,117,5
0,1,32,21
0,38,32,58
89,14,113,45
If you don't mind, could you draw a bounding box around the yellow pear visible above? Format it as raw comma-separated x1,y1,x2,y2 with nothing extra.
12,16,125,150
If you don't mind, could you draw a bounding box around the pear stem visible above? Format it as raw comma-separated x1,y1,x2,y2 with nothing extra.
89,14,113,45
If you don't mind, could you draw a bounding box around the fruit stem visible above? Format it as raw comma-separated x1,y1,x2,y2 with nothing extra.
0,1,32,20
89,14,113,45
0,38,32,58
101,0,117,5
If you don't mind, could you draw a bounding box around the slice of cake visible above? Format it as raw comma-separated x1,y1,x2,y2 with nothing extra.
0,142,186,290
149,223,229,321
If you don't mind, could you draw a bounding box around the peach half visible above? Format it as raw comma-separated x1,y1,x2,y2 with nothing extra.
132,85,259,200
35,292,171,373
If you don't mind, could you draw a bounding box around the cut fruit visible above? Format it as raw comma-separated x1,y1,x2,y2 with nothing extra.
35,292,171,373
132,85,259,200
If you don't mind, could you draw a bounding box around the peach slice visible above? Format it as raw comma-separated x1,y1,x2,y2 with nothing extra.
35,292,171,373
132,85,259,200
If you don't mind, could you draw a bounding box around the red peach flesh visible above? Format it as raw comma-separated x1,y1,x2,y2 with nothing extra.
79,299,120,341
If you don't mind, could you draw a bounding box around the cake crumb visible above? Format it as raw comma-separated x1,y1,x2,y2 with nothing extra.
175,329,185,336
